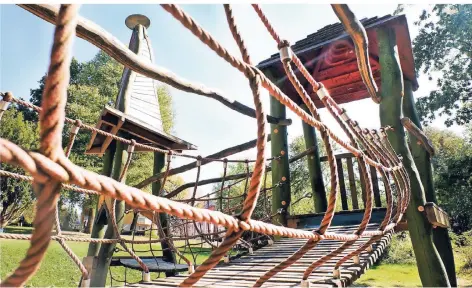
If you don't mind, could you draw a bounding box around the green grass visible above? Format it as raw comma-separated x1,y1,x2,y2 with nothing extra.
0,227,212,287
353,243,472,287
353,264,421,287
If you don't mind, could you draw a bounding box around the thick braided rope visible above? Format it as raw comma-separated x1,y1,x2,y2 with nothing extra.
301,102,377,280
180,6,267,285
253,11,382,281
54,120,91,280
0,5,412,286
249,8,406,279
161,4,402,174
1,5,79,287
253,55,340,287
0,137,404,244
331,128,394,269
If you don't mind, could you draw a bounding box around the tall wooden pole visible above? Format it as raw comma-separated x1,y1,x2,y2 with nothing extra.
403,80,457,286
301,104,327,212
91,140,129,287
153,152,177,276
86,142,116,257
270,95,291,226
377,26,450,287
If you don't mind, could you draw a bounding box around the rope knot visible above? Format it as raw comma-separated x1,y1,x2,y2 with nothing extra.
277,39,290,50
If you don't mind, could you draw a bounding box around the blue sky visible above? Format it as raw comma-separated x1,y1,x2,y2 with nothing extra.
0,4,461,195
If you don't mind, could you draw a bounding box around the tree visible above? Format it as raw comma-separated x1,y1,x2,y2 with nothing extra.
288,136,315,215
412,4,472,127
0,108,39,228
425,125,472,232
64,206,79,231
17,50,177,233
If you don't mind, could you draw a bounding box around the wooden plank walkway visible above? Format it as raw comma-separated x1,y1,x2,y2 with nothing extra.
136,223,392,287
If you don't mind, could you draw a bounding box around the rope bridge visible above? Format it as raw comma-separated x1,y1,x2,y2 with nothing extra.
0,4,410,287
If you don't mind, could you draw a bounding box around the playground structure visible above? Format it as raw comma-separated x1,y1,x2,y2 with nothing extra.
0,4,456,288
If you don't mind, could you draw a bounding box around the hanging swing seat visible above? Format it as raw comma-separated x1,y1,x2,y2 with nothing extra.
110,256,189,273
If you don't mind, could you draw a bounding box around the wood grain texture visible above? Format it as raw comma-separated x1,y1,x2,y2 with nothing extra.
133,223,392,287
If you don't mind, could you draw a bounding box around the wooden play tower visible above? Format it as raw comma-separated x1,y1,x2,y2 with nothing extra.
0,4,456,288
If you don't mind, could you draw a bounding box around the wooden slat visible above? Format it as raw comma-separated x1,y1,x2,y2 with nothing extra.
358,160,367,207
336,159,349,210
346,157,359,209
424,202,450,228
99,116,125,155
370,166,382,207
132,222,392,288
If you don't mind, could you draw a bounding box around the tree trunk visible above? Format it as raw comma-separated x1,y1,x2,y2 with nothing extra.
377,25,450,287
301,104,327,213
403,80,457,286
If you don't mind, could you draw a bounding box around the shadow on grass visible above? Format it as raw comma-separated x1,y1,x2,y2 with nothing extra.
3,226,34,234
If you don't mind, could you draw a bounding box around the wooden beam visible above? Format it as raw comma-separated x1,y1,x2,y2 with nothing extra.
346,157,359,210
301,104,327,213
370,166,382,208
99,116,125,156
165,147,314,201
331,4,381,103
403,80,456,286
401,117,435,156
336,158,349,211
424,202,450,229
18,4,291,126
269,93,291,226
153,152,177,276
92,140,129,287
377,25,450,287
135,135,272,189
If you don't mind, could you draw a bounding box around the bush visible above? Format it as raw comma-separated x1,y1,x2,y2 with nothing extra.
382,232,416,265
449,230,472,247
463,246,472,270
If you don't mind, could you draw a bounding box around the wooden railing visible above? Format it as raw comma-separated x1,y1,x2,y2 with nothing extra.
320,152,384,211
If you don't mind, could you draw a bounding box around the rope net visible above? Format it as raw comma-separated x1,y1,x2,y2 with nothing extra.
0,4,410,287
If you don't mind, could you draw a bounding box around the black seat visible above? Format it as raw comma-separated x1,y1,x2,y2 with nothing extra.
110,256,188,273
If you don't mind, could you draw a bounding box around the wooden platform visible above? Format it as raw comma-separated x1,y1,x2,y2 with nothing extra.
135,223,392,287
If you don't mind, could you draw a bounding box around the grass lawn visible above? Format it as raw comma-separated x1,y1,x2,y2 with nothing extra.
0,226,211,287
1,226,471,287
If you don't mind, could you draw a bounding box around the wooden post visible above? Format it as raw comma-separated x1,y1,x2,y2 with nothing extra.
377,26,450,287
86,142,116,257
346,157,359,209
301,104,327,212
91,140,129,287
336,159,348,210
370,166,382,207
358,161,367,208
153,152,177,276
403,80,457,286
270,95,291,226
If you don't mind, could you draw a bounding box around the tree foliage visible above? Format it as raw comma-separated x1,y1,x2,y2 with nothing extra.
288,136,315,215
2,50,178,228
425,125,472,232
413,4,472,127
0,109,39,227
